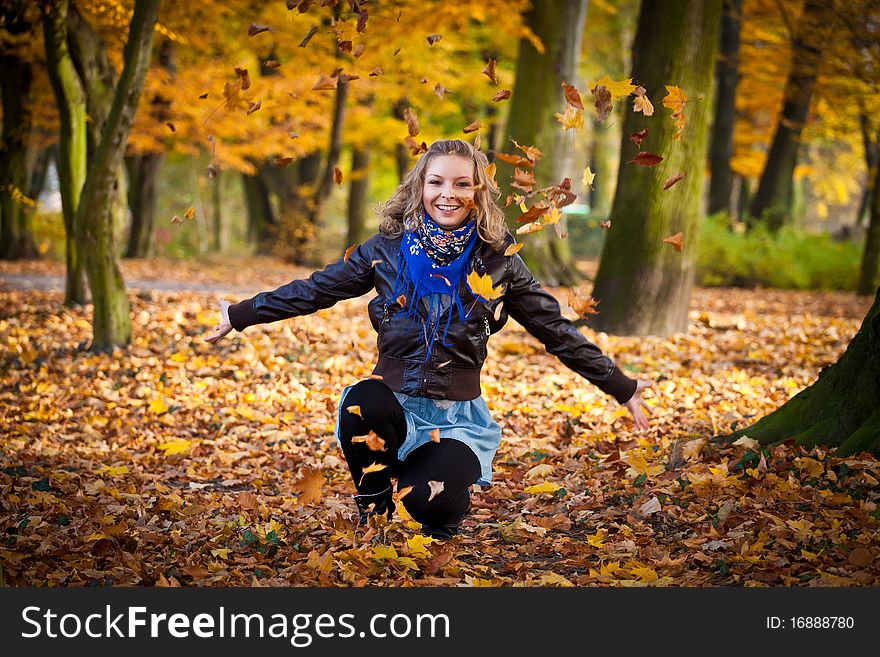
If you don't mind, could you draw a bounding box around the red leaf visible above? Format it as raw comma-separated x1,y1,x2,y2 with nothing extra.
663,172,687,190
629,128,648,147
562,82,584,109
627,151,663,167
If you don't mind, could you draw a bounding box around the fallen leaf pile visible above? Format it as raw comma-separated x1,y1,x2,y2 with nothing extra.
0,260,877,587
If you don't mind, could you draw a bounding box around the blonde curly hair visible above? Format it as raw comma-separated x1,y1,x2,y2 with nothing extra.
378,139,508,251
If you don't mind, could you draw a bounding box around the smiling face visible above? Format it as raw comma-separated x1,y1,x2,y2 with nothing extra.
422,154,476,230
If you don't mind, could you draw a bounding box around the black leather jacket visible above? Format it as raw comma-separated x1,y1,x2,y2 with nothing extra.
228,231,636,404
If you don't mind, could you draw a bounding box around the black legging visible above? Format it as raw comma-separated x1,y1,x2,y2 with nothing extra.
337,379,481,529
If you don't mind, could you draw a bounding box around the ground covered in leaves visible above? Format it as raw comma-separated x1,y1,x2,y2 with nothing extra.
1,258,878,587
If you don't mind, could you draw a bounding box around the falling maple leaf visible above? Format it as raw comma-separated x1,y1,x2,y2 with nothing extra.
427,480,445,502
592,84,612,123
511,168,536,193
568,288,600,317
170,215,182,225
184,206,194,220
396,294,407,307
663,172,687,190
591,75,637,100
353,44,365,58
555,105,584,131
246,100,261,115
482,57,497,85
346,405,363,418
663,232,684,252
632,85,654,116
466,270,504,301
562,82,584,109
485,162,497,180
352,430,386,451
629,128,648,147
343,244,357,263
293,467,324,506
198,92,208,99
396,485,414,502
404,107,420,137
234,66,251,91
369,67,384,76
299,25,318,47
263,59,280,69
600,219,611,229
312,74,337,91
516,203,550,223
662,85,688,140
582,166,596,190
492,89,511,102
434,83,447,100
338,40,353,54
504,242,524,257
274,156,294,167
165,121,175,132
359,462,388,487
333,165,343,184
426,34,442,45
248,23,272,36
404,136,427,156
430,428,440,443
627,152,663,167
356,9,368,32
462,120,481,134
516,221,544,235
510,138,543,162
493,152,533,168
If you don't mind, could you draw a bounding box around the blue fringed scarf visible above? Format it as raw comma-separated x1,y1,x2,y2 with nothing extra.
390,213,478,361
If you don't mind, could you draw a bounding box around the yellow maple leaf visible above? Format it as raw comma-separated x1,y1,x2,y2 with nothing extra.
542,206,562,225
484,162,496,180
372,545,398,560
554,105,584,131
591,75,637,100
516,220,544,235
235,405,254,420
524,481,562,494
586,531,606,548
97,465,129,477
538,572,575,587
407,534,436,558
466,270,503,301
211,548,231,559
170,352,187,363
503,242,524,257
346,405,363,418
600,561,620,577
149,396,168,415
582,166,596,190
293,467,325,506
358,462,388,487
157,439,192,456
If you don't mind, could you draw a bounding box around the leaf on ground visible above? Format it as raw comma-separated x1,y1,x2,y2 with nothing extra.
293,467,324,506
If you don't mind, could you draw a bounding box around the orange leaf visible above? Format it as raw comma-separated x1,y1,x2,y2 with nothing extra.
352,430,386,451
663,232,684,252
627,151,663,167
568,288,600,317
663,172,687,190
463,120,481,134
504,242,524,256
492,89,512,102
343,243,357,263
562,82,584,109
293,467,324,506
483,57,498,85
333,165,343,185
404,107,420,137
430,428,440,443
358,462,388,487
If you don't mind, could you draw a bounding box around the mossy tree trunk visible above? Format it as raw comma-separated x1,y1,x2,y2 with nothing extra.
503,0,588,286
748,0,825,230
43,0,89,304
707,0,743,216
72,0,160,351
725,288,880,456
588,0,722,336
858,154,880,296
347,145,371,247
0,51,38,260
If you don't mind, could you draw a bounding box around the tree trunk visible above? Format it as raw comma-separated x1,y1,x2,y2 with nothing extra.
503,0,588,286
724,287,880,456
393,98,411,181
855,113,879,229
210,168,227,253
588,116,617,217
588,0,722,336
124,153,162,257
68,4,128,256
735,174,751,222
707,0,743,216
43,0,89,304
858,156,880,296
347,145,371,246
242,171,275,252
73,0,160,351
748,0,825,229
0,52,38,260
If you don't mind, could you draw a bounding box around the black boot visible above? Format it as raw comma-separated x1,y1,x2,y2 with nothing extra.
420,523,459,539
353,486,395,525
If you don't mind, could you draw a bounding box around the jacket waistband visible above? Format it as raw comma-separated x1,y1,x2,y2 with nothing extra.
372,353,482,401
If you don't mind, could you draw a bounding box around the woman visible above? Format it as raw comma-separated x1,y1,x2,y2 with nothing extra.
205,139,652,539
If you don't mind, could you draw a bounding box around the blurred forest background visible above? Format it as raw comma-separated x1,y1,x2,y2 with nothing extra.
2,0,878,300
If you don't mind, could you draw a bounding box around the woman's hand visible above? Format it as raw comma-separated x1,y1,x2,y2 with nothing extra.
204,299,233,344
624,379,653,432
